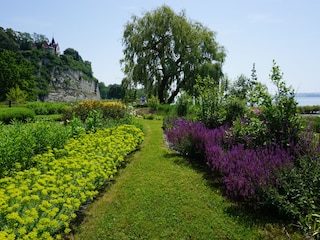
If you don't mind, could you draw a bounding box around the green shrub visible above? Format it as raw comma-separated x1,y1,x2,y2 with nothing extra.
223,97,246,125
0,107,35,123
147,96,159,112
26,102,68,115
35,114,62,122
0,121,71,177
62,100,127,123
232,60,302,148
262,153,320,239
175,93,191,117
157,104,174,117
301,116,320,133
193,75,226,128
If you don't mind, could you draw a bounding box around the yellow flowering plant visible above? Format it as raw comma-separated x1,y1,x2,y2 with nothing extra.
0,124,144,239
62,100,127,123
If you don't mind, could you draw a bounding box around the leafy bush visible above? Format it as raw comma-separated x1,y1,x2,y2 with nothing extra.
0,121,71,177
26,102,68,115
0,107,35,123
0,125,144,239
157,104,174,117
231,60,302,148
193,76,225,128
175,93,192,117
302,116,320,133
147,95,159,112
62,100,127,122
264,154,320,219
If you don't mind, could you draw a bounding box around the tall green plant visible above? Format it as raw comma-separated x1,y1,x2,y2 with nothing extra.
147,95,159,112
194,75,225,128
232,61,301,147
264,60,301,146
175,92,192,117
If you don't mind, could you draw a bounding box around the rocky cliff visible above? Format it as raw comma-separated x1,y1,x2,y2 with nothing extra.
44,69,101,102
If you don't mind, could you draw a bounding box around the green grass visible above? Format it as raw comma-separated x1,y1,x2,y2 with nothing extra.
68,119,303,240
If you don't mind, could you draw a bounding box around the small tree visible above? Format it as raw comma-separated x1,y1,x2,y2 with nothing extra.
194,75,226,128
6,86,28,107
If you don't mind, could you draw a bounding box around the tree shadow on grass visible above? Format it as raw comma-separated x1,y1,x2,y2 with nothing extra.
162,151,223,190
162,151,304,239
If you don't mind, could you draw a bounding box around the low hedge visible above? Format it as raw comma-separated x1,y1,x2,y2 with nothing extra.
0,107,35,124
25,102,69,115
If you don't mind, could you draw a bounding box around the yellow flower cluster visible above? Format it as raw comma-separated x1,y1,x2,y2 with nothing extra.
0,124,144,239
64,100,127,122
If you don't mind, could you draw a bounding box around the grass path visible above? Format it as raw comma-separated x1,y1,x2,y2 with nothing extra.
69,119,279,239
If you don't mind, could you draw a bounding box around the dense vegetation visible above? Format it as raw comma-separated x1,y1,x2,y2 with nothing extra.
121,5,225,103
164,61,320,238
0,100,144,239
0,27,97,102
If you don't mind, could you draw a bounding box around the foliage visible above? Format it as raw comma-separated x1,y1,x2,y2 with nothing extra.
106,84,124,100
72,119,281,240
298,105,320,114
0,125,144,239
193,75,226,128
175,92,192,117
62,100,127,123
264,152,320,218
223,97,246,125
228,74,254,100
157,103,174,117
0,107,35,124
6,86,28,106
25,102,69,115
121,5,225,104
232,61,301,148
0,120,72,177
163,61,320,238
147,95,159,112
98,83,124,100
0,50,36,101
302,116,320,133
0,27,97,101
98,82,108,99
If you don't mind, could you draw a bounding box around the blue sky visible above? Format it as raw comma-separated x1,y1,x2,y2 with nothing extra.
1,0,319,93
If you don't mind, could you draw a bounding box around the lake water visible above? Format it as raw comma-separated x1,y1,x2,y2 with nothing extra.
295,96,320,106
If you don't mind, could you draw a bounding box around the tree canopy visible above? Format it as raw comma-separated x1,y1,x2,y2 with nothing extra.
121,5,226,103
0,50,36,101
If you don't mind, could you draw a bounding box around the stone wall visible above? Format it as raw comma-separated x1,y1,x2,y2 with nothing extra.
44,69,101,102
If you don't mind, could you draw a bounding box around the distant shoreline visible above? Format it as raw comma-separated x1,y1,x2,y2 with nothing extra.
295,93,320,97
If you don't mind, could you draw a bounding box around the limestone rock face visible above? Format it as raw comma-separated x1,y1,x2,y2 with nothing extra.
44,69,100,102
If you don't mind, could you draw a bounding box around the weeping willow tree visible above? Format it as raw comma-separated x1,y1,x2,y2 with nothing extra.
121,5,226,104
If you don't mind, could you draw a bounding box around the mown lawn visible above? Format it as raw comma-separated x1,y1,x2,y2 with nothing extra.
68,119,303,240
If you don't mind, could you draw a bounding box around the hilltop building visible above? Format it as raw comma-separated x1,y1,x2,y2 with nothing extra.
43,37,60,55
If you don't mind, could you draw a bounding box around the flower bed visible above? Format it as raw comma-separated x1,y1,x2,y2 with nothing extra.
0,124,144,239
164,118,320,231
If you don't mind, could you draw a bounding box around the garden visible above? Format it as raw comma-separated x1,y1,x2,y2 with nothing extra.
1,62,320,239
163,61,320,239
0,100,144,239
